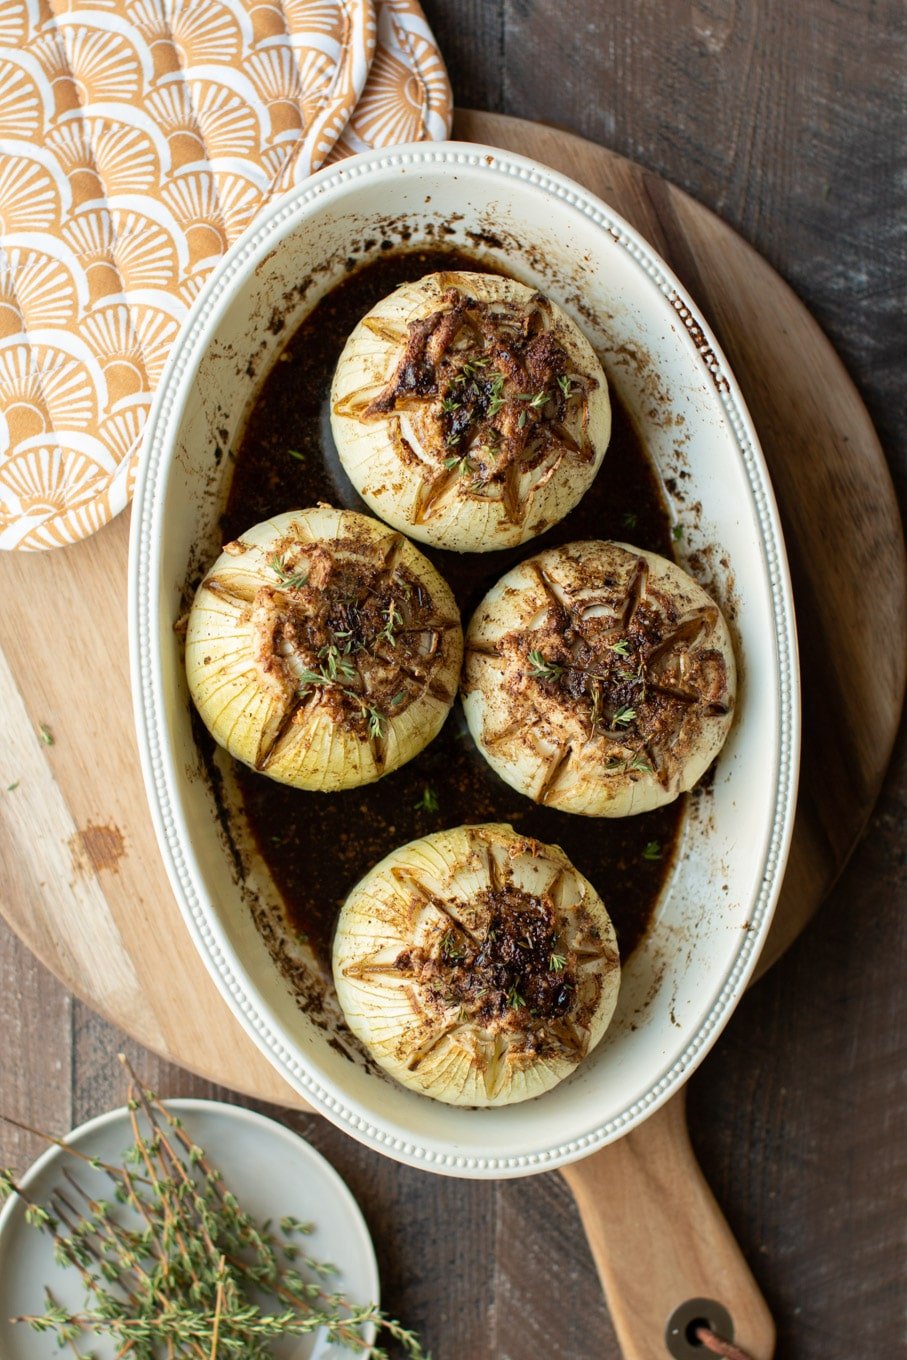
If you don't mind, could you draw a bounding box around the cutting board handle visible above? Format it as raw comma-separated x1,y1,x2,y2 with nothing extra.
561,1090,775,1360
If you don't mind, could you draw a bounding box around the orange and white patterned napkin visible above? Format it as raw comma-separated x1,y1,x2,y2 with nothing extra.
0,0,451,551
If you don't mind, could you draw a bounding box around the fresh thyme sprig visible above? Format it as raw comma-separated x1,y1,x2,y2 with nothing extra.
487,372,507,417
366,706,385,740
318,642,358,682
269,554,308,590
380,602,402,648
0,1058,429,1359
527,650,564,682
414,786,440,814
612,705,637,727
606,752,654,775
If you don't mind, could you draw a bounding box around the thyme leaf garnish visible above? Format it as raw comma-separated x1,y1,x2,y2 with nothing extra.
366,707,385,740
380,602,402,648
642,840,662,861
487,372,507,417
527,650,564,682
606,751,653,775
549,953,567,972
318,643,357,683
441,930,465,961
269,555,308,590
414,786,440,814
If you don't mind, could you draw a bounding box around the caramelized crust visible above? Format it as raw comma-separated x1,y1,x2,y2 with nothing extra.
463,542,736,816
330,272,611,551
333,824,621,1104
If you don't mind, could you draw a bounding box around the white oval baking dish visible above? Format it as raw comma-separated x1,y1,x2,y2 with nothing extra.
129,143,799,1177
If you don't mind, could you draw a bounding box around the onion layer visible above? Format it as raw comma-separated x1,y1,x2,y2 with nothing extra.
462,540,736,816
186,507,463,791
330,271,611,552
333,823,620,1107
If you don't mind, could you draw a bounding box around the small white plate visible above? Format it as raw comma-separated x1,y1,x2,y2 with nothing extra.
0,1099,379,1359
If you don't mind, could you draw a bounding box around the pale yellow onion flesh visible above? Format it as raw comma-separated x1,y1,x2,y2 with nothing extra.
462,541,737,816
330,271,611,552
185,507,463,791
332,823,620,1107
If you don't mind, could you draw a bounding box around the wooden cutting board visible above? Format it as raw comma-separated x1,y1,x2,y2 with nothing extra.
3,107,902,1088
0,112,904,1357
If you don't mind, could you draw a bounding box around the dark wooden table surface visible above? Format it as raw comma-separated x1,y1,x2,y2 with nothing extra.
2,4,904,1357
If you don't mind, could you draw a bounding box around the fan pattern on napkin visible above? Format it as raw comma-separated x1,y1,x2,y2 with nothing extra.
0,0,451,551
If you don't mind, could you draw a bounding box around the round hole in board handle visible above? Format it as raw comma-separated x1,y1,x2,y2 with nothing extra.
665,1298,735,1359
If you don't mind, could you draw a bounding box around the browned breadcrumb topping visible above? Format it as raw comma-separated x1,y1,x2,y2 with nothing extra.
469,553,731,792
359,284,598,526
204,527,457,769
384,874,609,1064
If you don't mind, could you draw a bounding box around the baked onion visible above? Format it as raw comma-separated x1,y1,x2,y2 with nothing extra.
462,541,736,816
330,271,610,552
185,507,463,791
332,824,620,1106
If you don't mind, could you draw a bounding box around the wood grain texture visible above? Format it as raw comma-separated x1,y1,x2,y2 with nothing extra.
562,1091,775,1360
2,2,906,1355
0,512,295,1107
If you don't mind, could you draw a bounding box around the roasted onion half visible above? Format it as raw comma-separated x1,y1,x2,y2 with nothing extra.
463,541,736,816
330,271,611,552
332,824,620,1106
185,507,463,791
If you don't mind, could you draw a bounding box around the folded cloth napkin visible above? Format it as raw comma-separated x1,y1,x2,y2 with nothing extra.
0,0,451,551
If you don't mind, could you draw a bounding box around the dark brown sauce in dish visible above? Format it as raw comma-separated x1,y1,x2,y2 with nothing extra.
223,249,684,971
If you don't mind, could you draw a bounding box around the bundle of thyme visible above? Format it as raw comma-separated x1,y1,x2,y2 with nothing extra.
0,1058,428,1359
